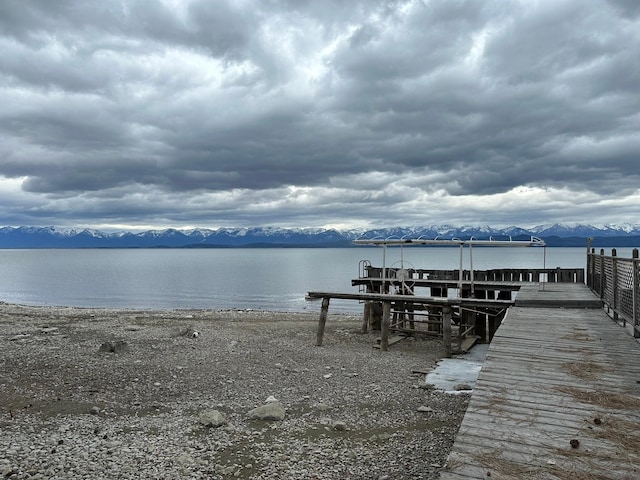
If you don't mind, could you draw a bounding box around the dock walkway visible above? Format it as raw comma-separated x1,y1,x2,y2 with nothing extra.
440,283,640,480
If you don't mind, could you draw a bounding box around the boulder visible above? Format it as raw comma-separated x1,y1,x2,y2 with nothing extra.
177,327,199,338
332,420,347,431
198,409,227,428
98,340,129,354
247,402,286,421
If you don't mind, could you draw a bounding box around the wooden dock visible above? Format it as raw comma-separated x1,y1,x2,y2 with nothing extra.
440,283,640,480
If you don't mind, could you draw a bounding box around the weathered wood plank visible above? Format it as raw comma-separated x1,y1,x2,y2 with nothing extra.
306,290,513,307
441,285,640,480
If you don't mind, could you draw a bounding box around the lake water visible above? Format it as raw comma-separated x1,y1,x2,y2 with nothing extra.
0,246,629,313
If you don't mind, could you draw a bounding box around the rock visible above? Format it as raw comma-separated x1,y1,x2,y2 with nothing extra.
90,406,100,415
319,417,331,426
9,334,30,341
247,402,286,421
454,383,472,391
222,466,237,475
98,340,128,354
40,327,59,334
175,454,194,465
177,327,199,338
265,395,279,403
332,421,347,431
417,405,433,413
313,403,331,412
198,410,227,428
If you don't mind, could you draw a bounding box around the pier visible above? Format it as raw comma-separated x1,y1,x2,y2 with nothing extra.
309,265,585,356
440,282,640,480
307,243,640,478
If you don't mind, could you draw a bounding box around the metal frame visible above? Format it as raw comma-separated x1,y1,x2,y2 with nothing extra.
353,235,546,296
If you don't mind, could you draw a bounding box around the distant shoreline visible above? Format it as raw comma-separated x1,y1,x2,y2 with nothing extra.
1,239,638,249
2,224,640,249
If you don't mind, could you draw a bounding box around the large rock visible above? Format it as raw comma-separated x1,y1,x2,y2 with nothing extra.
98,340,128,354
176,326,199,338
247,402,286,421
198,410,227,428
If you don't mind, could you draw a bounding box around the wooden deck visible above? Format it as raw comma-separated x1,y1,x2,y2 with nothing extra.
440,283,640,480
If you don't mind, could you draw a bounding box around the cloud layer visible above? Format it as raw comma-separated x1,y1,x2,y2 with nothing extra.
1,0,639,230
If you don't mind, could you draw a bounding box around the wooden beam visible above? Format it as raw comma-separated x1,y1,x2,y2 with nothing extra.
307,291,514,308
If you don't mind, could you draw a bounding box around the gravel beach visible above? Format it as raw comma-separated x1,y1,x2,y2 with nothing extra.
1,302,469,479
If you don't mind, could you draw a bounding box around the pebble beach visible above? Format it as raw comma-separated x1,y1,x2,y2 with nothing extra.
1,303,469,479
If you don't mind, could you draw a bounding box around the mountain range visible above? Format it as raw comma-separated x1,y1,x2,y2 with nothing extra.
1,224,640,248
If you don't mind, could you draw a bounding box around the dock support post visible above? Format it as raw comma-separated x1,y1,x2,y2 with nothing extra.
315,297,330,346
443,306,453,358
362,301,371,333
474,289,488,342
380,301,391,352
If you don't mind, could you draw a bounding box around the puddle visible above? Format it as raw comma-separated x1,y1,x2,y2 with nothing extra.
425,344,488,394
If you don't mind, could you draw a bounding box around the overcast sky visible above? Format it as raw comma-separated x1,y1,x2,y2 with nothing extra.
1,0,639,231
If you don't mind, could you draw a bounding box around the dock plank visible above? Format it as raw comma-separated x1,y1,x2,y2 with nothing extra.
440,283,640,480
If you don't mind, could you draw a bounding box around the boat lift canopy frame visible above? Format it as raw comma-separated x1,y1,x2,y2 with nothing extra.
353,236,547,296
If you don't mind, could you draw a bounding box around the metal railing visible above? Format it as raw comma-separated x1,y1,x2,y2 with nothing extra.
362,266,585,283
587,247,640,338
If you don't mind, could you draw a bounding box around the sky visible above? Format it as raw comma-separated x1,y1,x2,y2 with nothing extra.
1,0,639,232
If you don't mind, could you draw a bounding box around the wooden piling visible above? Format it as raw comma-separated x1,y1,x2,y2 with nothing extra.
380,301,391,351
362,301,371,333
442,306,453,358
474,289,488,342
315,297,330,346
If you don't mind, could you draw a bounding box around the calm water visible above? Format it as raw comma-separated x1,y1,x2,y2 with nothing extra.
0,247,629,313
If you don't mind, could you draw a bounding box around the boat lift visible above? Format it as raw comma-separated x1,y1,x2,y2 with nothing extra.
352,235,547,297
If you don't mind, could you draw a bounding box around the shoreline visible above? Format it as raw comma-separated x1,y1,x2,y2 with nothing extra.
1,303,469,479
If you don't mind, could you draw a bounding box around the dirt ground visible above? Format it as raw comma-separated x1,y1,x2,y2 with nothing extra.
0,303,469,479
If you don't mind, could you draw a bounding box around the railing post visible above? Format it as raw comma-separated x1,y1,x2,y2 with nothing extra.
599,248,605,300
612,249,619,324
633,249,639,338
589,247,596,290
586,238,592,287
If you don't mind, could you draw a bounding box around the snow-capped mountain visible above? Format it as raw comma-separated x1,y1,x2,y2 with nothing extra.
0,223,639,248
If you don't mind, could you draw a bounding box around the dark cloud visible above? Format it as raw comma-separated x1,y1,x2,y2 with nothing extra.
0,0,639,229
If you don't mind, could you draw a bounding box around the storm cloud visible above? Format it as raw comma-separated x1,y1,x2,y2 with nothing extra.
1,0,639,230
